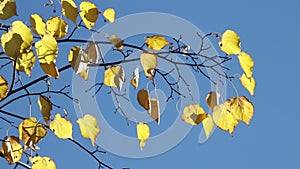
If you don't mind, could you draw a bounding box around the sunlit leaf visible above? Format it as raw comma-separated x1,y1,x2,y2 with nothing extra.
1,21,33,59
145,35,170,50
68,46,89,80
137,89,150,111
15,50,36,77
104,65,125,91
0,0,17,20
202,114,215,139
37,95,52,124
46,16,68,39
108,35,123,50
79,1,98,29
19,117,47,150
212,102,238,136
240,73,256,96
40,62,60,79
0,75,8,100
62,0,78,25
130,67,139,89
181,104,208,126
76,114,100,146
30,14,46,36
30,156,56,169
140,52,157,79
219,30,241,55
149,98,160,124
103,8,115,23
136,122,150,150
230,96,254,125
35,34,58,64
50,113,73,139
1,136,23,164
238,51,254,77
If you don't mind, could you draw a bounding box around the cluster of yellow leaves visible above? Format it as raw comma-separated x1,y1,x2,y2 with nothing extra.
219,30,256,96
181,92,254,138
62,0,115,29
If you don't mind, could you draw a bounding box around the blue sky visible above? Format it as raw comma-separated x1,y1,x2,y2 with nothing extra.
1,0,300,169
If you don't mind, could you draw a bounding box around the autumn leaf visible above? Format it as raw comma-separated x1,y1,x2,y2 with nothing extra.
240,73,256,96
0,75,8,100
15,50,36,77
181,104,208,126
1,136,23,164
30,14,46,36
0,0,17,20
104,65,125,91
230,96,254,125
206,91,219,110
137,89,150,111
18,117,47,150
68,46,89,80
46,16,68,39
238,51,254,77
85,42,100,64
202,114,215,139
50,113,73,139
108,35,123,50
136,122,150,150
140,52,158,79
79,1,98,29
35,34,58,64
30,156,56,169
149,98,160,124
103,8,115,23
37,95,52,124
62,0,78,25
40,62,60,79
219,30,241,55
145,35,170,50
76,114,100,146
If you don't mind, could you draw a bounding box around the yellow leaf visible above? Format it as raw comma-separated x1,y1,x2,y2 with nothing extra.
230,96,254,125
79,1,98,29
50,113,73,139
68,46,89,80
145,35,170,50
1,21,33,59
239,73,256,96
137,89,150,111
130,67,139,89
30,14,46,36
181,104,208,126
0,0,17,20
30,156,56,169
206,91,219,110
37,95,52,124
40,62,60,79
0,75,8,100
85,42,100,64
149,98,160,124
104,65,125,91
19,117,47,150
238,51,254,77
62,0,78,25
136,122,150,150
219,30,241,55
103,8,115,23
202,114,215,139
15,50,36,77
212,102,238,136
108,35,123,50
35,34,58,64
76,114,100,146
46,16,68,39
1,136,23,164
140,52,157,79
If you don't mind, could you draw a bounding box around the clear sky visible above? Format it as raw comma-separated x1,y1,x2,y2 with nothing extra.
1,0,300,169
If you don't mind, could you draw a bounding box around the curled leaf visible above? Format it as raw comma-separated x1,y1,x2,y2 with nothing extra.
40,62,60,79
0,0,17,20
181,104,208,126
68,46,89,80
62,0,78,25
137,89,150,111
202,114,215,139
108,35,123,50
104,65,125,91
240,73,256,96
37,95,52,124
238,51,254,77
149,98,160,124
1,136,23,164
130,67,139,89
30,14,46,36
